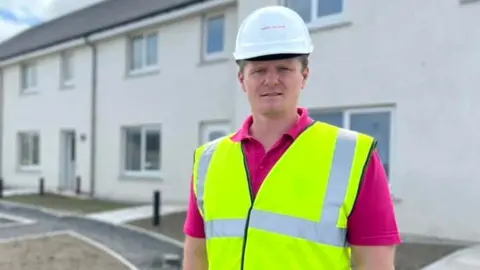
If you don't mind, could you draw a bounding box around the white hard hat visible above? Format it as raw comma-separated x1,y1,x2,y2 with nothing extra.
233,5,314,61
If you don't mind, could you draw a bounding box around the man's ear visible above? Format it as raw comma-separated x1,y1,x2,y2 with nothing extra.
302,67,309,80
238,71,247,92
301,67,309,89
238,71,244,82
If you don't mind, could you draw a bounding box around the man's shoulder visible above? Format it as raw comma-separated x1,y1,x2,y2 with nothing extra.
310,121,376,143
195,133,234,152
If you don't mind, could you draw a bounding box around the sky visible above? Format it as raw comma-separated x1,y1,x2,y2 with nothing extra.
0,0,103,42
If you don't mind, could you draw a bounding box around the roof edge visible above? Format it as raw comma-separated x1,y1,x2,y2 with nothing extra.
0,38,86,68
0,0,236,66
89,0,235,42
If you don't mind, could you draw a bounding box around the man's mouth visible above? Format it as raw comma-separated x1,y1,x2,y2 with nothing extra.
260,93,282,97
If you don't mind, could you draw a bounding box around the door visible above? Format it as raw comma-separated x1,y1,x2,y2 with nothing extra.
60,130,76,191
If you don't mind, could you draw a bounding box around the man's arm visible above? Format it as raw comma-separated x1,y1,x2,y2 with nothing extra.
183,178,208,270
348,151,401,270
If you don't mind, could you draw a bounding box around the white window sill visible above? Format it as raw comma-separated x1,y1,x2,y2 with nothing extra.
121,171,163,180
21,88,39,95
127,66,159,77
61,80,74,89
18,166,41,173
200,52,229,66
307,13,351,32
204,51,227,60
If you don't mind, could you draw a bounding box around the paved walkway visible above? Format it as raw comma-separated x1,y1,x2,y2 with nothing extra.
86,205,187,225
421,245,480,270
0,201,183,270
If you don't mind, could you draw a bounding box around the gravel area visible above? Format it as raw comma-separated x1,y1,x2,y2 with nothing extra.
0,233,132,270
0,202,184,270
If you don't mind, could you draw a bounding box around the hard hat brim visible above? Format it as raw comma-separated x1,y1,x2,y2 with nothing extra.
240,53,309,62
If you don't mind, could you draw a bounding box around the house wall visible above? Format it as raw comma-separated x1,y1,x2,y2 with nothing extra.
1,0,479,242
94,5,238,204
236,0,480,242
1,46,93,193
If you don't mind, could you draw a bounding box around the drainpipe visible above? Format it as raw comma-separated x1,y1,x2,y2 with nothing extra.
85,37,97,197
0,69,3,179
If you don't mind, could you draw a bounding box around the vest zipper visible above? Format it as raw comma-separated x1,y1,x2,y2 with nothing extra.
240,144,254,270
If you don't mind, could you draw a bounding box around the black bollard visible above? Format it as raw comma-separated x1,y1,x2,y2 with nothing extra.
0,178,3,198
39,177,44,195
75,176,81,195
152,190,161,227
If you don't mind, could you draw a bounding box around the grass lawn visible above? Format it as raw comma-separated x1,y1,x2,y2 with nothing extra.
0,193,136,214
127,211,186,241
0,233,132,270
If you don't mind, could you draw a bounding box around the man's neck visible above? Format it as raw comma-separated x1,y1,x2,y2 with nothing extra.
250,110,298,150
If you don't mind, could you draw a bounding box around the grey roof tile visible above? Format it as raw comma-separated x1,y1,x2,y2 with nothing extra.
0,0,211,61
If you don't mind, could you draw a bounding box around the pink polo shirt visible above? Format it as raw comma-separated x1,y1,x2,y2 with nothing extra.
184,107,401,246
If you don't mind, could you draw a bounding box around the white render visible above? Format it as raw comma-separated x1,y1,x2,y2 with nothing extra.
94,5,238,204
1,45,94,194
0,0,479,243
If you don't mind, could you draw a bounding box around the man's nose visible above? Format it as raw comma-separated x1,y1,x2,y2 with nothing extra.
263,71,279,86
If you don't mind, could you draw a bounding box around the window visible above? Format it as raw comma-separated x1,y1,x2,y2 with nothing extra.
122,125,161,176
284,0,344,24
200,121,230,144
310,108,392,177
18,132,40,169
20,62,37,91
129,32,158,72
60,51,74,86
203,14,225,59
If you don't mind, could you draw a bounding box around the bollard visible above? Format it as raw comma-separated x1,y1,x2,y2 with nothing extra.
152,190,161,227
75,176,81,195
39,177,44,195
0,178,3,198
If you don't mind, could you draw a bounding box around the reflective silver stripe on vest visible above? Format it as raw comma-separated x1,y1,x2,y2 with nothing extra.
196,129,358,247
197,139,221,216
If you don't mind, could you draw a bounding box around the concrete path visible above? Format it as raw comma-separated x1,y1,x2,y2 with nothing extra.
0,201,183,270
422,245,480,270
86,205,188,224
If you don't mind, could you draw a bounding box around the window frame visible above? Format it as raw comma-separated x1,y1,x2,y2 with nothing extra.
127,31,159,75
60,50,74,88
199,121,231,145
283,0,349,30
121,125,162,178
310,106,395,182
17,131,40,171
20,62,38,93
202,12,226,61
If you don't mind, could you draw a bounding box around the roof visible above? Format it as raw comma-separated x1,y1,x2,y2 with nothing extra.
0,0,212,61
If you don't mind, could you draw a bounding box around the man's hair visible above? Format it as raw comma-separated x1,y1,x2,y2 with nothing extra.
236,54,309,73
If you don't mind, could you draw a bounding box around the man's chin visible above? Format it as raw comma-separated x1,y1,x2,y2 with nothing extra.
259,107,286,118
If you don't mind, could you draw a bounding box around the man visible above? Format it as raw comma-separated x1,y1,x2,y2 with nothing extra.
183,5,401,270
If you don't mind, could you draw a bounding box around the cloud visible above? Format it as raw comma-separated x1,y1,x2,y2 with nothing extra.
0,0,103,42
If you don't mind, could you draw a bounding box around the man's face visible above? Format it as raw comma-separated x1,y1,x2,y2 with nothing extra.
238,57,309,118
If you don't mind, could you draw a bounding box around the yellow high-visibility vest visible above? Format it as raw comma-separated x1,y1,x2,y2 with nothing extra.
192,121,376,269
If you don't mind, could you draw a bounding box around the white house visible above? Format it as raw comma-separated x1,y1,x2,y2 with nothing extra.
1,0,480,243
